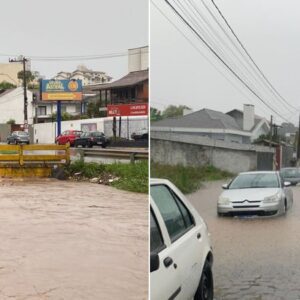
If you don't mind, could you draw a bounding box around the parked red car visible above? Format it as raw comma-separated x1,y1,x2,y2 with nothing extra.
55,130,83,146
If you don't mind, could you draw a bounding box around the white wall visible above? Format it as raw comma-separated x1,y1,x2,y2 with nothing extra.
128,46,149,73
0,88,34,124
33,116,148,144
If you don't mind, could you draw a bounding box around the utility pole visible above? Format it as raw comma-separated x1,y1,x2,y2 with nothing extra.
9,56,28,128
297,114,300,160
270,115,273,140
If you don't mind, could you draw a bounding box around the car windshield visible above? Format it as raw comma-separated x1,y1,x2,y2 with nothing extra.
281,168,300,178
17,132,28,136
80,132,90,137
92,132,104,137
229,173,279,189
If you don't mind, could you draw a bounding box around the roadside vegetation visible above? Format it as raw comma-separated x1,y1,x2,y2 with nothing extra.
151,163,233,194
66,160,148,194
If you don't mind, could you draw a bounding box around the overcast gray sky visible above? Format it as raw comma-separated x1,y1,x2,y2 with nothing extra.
0,0,148,81
151,0,300,125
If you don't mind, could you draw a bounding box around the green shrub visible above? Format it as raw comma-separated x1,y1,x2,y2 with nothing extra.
66,160,148,193
151,163,233,194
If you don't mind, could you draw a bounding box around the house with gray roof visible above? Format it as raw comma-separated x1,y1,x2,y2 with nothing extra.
152,104,270,144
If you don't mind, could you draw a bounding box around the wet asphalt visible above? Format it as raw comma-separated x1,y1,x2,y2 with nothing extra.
188,181,300,300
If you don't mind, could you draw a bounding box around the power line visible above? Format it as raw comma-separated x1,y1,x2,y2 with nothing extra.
0,49,148,62
210,0,298,111
164,0,290,122
194,0,294,114
150,0,271,117
174,0,280,116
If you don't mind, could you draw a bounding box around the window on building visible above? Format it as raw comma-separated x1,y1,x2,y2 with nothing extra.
75,104,81,113
37,106,47,116
61,106,67,113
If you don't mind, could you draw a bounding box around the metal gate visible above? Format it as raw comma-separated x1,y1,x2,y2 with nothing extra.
257,152,274,171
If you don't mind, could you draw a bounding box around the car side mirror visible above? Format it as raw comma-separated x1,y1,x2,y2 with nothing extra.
222,184,229,189
284,181,291,187
150,252,160,272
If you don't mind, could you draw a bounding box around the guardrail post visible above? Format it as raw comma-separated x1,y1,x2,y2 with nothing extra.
78,149,85,162
66,143,71,165
19,145,24,166
130,153,136,164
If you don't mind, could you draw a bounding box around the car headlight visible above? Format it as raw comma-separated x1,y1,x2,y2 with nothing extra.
218,196,230,205
263,192,281,203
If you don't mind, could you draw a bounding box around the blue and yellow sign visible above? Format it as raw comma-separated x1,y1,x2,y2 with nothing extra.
40,79,83,101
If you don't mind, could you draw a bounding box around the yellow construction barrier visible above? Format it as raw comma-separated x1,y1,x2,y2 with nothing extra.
0,143,70,177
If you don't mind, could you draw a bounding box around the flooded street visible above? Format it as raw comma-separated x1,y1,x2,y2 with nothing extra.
0,179,148,300
188,181,300,300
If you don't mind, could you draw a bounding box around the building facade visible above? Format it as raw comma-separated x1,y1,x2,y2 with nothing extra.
53,65,112,86
152,105,270,144
0,88,81,125
0,61,24,86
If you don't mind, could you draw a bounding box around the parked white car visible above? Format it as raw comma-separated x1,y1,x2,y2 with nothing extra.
218,171,293,217
150,179,213,300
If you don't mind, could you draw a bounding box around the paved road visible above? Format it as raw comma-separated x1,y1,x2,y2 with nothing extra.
0,179,148,300
188,181,300,300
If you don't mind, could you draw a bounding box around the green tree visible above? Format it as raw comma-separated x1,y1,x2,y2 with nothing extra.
162,105,191,118
17,70,35,85
6,119,16,125
86,101,103,118
0,81,16,89
51,112,77,121
150,107,162,121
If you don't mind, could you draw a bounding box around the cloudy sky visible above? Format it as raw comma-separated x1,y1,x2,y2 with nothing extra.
0,0,148,81
151,0,300,125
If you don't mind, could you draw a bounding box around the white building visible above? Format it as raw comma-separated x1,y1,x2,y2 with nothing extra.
0,87,35,124
34,99,81,123
53,65,112,86
152,104,270,144
128,46,148,72
0,87,80,125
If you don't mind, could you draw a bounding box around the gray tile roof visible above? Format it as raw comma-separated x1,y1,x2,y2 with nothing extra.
152,108,241,131
0,89,15,97
226,109,264,131
89,70,148,91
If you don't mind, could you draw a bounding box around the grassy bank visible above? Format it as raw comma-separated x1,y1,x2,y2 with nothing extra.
151,163,233,194
66,160,148,194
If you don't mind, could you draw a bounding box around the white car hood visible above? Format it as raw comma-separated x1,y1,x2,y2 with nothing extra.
221,188,280,202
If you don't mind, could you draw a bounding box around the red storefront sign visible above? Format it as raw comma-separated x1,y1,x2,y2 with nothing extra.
107,103,148,117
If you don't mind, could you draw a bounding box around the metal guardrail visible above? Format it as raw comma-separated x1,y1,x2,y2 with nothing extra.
0,144,70,166
75,148,148,163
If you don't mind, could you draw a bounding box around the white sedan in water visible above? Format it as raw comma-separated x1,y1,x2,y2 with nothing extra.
217,171,293,217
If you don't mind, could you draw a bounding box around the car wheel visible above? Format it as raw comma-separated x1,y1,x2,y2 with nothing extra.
194,261,214,300
101,144,107,148
7,140,10,145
